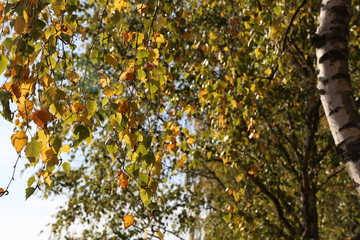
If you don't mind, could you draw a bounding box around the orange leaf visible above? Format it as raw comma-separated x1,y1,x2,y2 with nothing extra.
120,71,134,81
123,32,133,42
118,171,129,189
117,100,129,113
123,214,135,229
248,166,258,175
33,109,51,128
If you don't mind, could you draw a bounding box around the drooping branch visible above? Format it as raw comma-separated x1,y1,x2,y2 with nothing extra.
248,174,297,237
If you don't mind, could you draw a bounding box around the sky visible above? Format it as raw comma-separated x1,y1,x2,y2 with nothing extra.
0,117,66,240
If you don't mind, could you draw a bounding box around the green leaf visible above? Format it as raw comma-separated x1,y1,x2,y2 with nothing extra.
51,137,62,153
138,173,149,187
62,162,71,175
25,140,42,162
73,125,90,142
25,187,36,200
126,163,140,178
0,55,8,75
137,69,146,79
27,176,36,187
136,144,147,156
3,38,12,50
136,50,149,59
140,189,152,204
147,202,157,210
86,100,97,115
273,6,283,16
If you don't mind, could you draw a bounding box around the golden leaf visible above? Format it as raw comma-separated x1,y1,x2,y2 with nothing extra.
156,231,164,240
11,131,28,153
187,137,195,145
137,3,147,14
41,146,55,162
114,0,130,11
14,17,26,34
17,98,34,117
60,145,70,153
71,102,86,113
264,68,272,76
198,89,209,98
123,214,135,229
67,69,80,84
154,33,165,43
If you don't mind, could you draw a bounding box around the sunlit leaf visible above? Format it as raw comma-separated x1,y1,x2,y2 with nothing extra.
11,131,28,153
123,214,135,229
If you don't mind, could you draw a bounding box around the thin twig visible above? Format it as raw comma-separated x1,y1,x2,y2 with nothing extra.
316,166,345,192
281,0,308,53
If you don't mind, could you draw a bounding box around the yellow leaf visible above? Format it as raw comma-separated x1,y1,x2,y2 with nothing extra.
187,137,195,145
11,131,28,153
123,215,135,229
41,74,54,88
137,3,147,14
264,68,272,76
41,146,55,162
154,33,165,43
156,231,164,240
71,102,85,113
198,89,209,98
60,145,70,153
124,133,137,149
67,69,80,84
171,124,180,133
17,98,33,117
23,9,29,23
102,88,114,97
114,0,130,11
209,31,217,40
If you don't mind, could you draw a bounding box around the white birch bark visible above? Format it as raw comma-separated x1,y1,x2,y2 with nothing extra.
314,0,360,193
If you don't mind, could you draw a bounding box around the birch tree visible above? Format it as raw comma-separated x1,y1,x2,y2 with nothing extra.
314,0,360,194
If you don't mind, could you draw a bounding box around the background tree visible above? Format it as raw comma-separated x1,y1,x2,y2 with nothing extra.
1,0,360,239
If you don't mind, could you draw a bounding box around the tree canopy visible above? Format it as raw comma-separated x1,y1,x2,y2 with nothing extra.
1,0,360,239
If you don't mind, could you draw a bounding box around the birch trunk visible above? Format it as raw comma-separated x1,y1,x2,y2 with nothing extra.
314,0,360,194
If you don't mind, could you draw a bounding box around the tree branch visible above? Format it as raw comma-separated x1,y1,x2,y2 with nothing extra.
248,174,296,237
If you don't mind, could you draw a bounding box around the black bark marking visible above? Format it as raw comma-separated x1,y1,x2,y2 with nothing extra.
327,31,348,42
318,89,326,95
337,137,360,163
311,34,326,48
329,106,342,115
315,69,320,76
330,5,350,18
318,77,328,84
331,72,350,80
339,122,358,131
319,49,347,63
